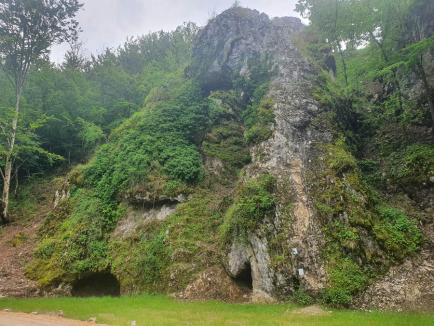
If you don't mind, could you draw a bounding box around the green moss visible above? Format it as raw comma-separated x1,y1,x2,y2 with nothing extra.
221,174,276,242
387,144,434,188
309,134,423,306
323,257,368,307
203,122,251,171
27,190,125,286
110,187,229,293
373,206,422,260
243,97,275,144
324,137,357,174
110,226,171,293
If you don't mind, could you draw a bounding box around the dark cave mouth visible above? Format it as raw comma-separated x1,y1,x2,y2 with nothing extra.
233,262,253,290
71,272,120,297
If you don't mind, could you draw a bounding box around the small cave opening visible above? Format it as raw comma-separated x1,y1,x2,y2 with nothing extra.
71,272,120,297
234,262,253,290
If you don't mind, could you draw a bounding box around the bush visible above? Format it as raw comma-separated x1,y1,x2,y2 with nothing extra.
323,258,368,306
325,137,357,174
293,289,315,306
243,98,275,144
203,122,251,171
84,79,207,202
373,206,422,260
387,144,434,188
221,174,276,242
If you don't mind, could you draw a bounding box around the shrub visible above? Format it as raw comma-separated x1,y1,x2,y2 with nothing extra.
331,221,360,250
221,174,276,242
387,144,434,188
373,206,422,260
323,258,368,306
243,98,275,144
325,137,357,174
293,288,315,306
203,122,251,171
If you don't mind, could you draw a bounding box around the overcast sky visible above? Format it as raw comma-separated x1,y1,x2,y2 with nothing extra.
50,0,302,63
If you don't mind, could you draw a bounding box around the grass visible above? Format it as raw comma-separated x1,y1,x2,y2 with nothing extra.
1,295,433,326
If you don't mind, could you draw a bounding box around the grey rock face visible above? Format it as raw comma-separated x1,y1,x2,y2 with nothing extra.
354,224,434,312
196,8,328,299
113,204,178,239
191,8,303,92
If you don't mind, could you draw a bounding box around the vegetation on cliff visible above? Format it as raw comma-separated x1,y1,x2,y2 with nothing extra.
0,0,432,312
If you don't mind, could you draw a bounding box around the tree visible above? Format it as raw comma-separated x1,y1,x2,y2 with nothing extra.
62,41,87,71
296,0,357,87
0,0,82,223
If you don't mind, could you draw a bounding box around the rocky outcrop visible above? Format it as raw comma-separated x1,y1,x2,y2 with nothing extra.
113,204,178,239
114,193,186,238
354,224,434,312
176,266,251,302
191,8,303,92
193,7,329,300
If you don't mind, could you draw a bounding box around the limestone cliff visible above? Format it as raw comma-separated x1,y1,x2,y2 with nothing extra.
188,7,431,308
191,8,328,301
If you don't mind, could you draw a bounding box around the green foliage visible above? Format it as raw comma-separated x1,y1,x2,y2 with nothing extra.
111,229,171,292
0,23,198,177
310,134,421,305
28,189,125,286
387,144,434,188
324,137,357,174
229,55,275,144
293,289,315,306
84,78,206,202
8,175,64,221
77,118,105,151
323,257,368,306
28,77,211,287
243,97,275,144
203,122,251,171
373,206,422,260
330,221,360,250
111,187,227,293
221,174,276,242
202,90,251,174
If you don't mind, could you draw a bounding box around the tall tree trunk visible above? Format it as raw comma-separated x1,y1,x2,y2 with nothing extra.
337,43,349,87
1,90,21,223
333,0,349,87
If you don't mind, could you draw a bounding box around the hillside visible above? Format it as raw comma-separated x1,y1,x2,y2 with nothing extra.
0,1,433,313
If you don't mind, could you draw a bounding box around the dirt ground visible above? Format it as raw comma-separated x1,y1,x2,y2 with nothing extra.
0,178,61,297
0,220,41,297
0,311,107,326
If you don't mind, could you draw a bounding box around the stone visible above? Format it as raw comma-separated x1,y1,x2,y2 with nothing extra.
251,289,277,304
197,7,328,300
177,266,251,302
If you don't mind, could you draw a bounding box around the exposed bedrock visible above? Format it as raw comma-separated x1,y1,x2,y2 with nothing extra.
192,7,330,300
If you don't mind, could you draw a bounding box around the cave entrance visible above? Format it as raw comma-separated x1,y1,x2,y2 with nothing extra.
234,262,253,290
71,272,120,297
